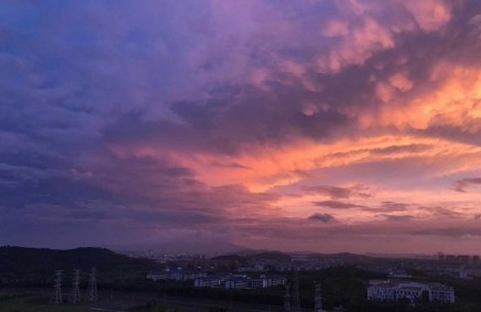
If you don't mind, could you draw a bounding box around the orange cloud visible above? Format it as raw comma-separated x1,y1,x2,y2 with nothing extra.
378,62,481,131
139,134,481,193
400,0,453,32
389,72,414,92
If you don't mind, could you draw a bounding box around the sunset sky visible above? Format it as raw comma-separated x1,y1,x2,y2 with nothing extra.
1,0,481,254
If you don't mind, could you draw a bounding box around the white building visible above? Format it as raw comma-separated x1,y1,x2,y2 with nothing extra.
147,268,206,282
194,275,228,288
367,281,454,304
430,283,456,303
195,274,286,289
396,283,430,303
367,281,398,302
248,278,269,289
225,276,250,289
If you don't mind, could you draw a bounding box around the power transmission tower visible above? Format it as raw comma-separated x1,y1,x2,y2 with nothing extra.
50,270,63,304
292,267,301,312
284,283,291,312
86,267,98,302
314,281,324,312
70,269,81,303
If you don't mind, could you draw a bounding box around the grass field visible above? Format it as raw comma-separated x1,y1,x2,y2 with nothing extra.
0,299,188,312
0,298,96,312
0,289,278,312
0,290,192,312
0,291,108,312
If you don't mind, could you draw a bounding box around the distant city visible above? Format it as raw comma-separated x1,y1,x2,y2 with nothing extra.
125,248,481,281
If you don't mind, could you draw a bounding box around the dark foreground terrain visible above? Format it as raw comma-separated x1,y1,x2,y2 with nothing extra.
2,247,481,311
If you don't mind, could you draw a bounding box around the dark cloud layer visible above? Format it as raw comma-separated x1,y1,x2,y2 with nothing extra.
453,177,481,192
308,213,337,223
382,214,415,222
311,200,365,209
301,185,371,199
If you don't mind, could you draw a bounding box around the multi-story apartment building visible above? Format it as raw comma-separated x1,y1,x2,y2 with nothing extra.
367,281,454,304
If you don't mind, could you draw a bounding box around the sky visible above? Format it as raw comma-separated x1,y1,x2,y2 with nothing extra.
1,0,481,255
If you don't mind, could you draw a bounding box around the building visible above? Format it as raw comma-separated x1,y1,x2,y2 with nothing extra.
430,283,456,303
194,274,286,290
147,268,206,282
194,274,229,288
268,275,287,287
225,276,250,289
367,280,454,304
367,281,398,302
395,283,430,303
248,278,269,289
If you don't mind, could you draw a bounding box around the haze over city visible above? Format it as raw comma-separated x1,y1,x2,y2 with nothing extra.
1,0,481,255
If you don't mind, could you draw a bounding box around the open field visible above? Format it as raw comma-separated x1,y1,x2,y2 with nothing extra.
0,288,285,312
0,295,96,312
0,301,95,312
0,289,128,312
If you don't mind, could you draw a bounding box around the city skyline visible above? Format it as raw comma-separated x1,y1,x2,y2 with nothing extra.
1,0,481,254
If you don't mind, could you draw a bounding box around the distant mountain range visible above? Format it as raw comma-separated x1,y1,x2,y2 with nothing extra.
106,239,247,256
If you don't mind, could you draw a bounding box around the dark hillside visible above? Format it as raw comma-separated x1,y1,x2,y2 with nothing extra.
0,246,157,287
247,251,291,262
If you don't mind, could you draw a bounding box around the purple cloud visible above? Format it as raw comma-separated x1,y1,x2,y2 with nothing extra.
311,200,365,209
453,178,481,192
308,213,337,223
382,214,415,222
1,0,481,253
301,185,371,199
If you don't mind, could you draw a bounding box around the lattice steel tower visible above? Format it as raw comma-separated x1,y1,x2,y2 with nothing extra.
292,267,301,312
50,270,63,304
284,283,291,312
70,269,81,303
86,267,98,302
314,281,324,312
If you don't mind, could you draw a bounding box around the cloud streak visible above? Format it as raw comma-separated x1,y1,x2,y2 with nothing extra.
311,200,365,209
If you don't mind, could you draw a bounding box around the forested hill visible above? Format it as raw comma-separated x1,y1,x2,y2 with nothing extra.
0,246,156,278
